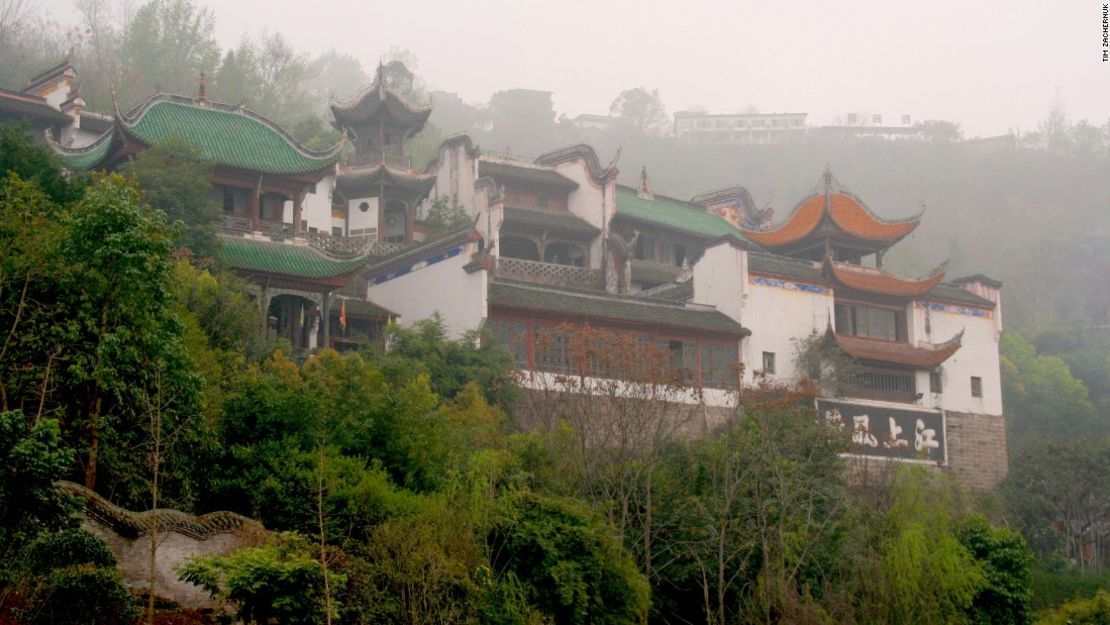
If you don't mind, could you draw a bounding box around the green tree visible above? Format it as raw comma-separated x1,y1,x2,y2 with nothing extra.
120,135,220,259
959,515,1033,625
0,410,77,575
1001,332,1101,447
854,468,985,625
0,123,85,203
488,491,649,625
16,528,138,625
380,317,519,411
0,172,66,413
1003,440,1110,570
180,531,345,625
120,0,220,101
915,119,964,142
55,174,201,504
1035,590,1110,625
609,87,668,135
423,196,472,234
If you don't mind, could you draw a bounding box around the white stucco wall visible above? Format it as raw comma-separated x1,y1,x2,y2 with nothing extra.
428,139,479,217
280,176,338,234
739,275,834,384
347,196,379,235
917,303,1003,415
547,159,609,269
366,240,488,339
691,242,747,324
306,175,336,232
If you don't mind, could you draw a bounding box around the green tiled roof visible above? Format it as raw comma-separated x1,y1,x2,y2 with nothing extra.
56,134,113,170
630,259,681,285
489,279,749,336
123,99,338,174
218,235,370,279
616,186,747,240
56,95,341,174
503,206,600,236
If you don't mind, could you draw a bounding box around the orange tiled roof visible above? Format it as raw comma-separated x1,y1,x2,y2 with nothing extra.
741,194,824,247
827,193,919,241
829,261,945,297
834,332,962,368
741,192,920,248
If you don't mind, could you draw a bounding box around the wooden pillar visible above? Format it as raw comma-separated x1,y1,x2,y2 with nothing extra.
320,292,330,350
293,190,304,236
258,286,271,336
405,201,414,244
250,186,261,231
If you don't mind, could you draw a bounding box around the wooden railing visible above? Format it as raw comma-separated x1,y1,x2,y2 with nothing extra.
496,256,602,290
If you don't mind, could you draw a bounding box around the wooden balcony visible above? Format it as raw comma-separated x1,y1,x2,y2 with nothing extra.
843,368,917,404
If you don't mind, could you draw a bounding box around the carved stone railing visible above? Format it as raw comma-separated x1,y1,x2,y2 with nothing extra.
301,230,370,256
259,220,293,237
220,215,253,232
347,151,413,170
219,216,409,259
369,241,406,256
496,256,602,290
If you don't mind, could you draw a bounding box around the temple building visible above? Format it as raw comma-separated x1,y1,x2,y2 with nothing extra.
38,61,1008,490
0,58,112,147
50,75,396,352
328,62,436,244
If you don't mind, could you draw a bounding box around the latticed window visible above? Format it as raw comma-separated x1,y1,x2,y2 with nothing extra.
835,302,903,341
657,339,696,382
534,325,574,374
701,343,739,390
487,319,528,367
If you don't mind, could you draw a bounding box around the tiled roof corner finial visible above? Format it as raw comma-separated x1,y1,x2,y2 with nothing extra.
637,165,653,200
822,163,835,195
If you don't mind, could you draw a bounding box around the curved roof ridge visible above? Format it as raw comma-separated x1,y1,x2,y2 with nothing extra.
535,143,617,183
329,80,433,115
834,187,924,226
832,330,962,368
740,193,824,246
826,258,946,297
47,121,114,156
741,188,921,248
119,93,344,161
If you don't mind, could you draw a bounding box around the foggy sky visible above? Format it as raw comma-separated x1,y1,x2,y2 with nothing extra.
36,0,1110,137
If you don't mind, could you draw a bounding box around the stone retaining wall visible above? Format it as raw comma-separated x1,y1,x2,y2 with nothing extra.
58,481,265,609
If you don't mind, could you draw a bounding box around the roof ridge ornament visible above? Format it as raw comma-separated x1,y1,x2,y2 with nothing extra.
637,165,653,200
197,72,207,105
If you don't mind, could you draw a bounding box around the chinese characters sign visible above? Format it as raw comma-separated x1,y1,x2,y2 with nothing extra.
818,399,946,463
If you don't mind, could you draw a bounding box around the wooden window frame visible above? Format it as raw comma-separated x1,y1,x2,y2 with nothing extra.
834,299,907,343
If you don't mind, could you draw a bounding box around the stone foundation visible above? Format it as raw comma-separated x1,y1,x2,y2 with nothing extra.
944,411,1009,491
